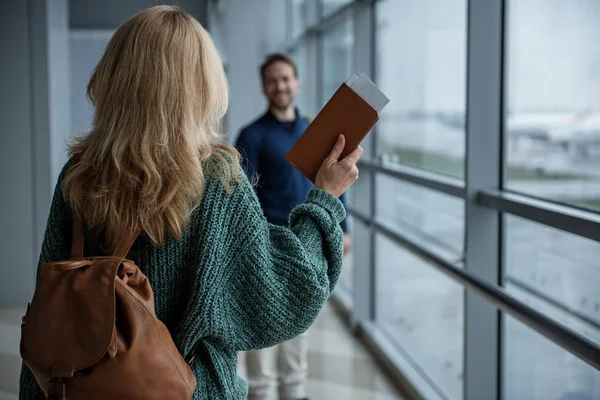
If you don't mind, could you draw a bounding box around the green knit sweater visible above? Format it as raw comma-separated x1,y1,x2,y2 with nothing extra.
19,160,345,399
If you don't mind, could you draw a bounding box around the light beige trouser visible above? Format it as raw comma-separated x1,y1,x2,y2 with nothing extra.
245,332,309,400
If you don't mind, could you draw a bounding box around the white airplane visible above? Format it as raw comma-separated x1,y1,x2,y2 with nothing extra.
507,111,600,159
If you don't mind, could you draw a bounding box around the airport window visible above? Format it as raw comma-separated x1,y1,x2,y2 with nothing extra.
321,0,353,17
290,41,312,115
320,15,354,107
320,13,355,300
284,1,600,398
288,0,314,39
504,215,600,346
375,0,467,179
505,0,600,212
338,180,359,296
376,234,464,399
503,313,600,400
375,174,464,262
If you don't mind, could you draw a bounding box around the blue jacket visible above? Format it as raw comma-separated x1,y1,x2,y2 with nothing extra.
236,109,348,232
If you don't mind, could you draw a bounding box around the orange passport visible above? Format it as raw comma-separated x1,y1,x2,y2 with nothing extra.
285,82,379,183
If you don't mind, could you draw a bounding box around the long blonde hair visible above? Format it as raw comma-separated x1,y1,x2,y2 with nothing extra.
63,5,238,250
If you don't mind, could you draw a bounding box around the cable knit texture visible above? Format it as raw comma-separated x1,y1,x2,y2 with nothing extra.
19,160,345,400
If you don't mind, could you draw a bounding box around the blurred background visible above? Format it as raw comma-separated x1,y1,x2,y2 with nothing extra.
2,0,600,399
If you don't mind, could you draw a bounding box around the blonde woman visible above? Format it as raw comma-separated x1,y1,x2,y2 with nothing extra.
19,5,362,400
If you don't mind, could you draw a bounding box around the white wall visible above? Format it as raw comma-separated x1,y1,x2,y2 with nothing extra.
208,0,288,143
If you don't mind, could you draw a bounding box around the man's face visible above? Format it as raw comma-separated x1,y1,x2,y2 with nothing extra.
262,61,300,111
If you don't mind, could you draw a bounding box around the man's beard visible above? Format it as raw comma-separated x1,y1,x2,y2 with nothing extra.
270,101,292,111
269,94,294,111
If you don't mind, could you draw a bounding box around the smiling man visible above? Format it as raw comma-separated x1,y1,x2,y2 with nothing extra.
235,53,350,400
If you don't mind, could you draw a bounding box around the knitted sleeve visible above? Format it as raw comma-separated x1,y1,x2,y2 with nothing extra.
211,173,345,351
20,165,72,399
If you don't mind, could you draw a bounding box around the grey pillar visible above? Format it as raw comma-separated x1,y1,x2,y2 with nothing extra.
0,0,70,306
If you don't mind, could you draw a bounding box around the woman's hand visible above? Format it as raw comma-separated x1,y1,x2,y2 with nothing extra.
315,135,363,198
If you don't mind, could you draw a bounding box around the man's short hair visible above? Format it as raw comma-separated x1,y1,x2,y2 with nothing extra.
260,53,298,83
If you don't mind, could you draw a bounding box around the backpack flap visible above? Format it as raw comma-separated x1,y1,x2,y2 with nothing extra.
21,257,121,378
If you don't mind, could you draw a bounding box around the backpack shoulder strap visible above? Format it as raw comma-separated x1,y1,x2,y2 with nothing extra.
72,216,84,259
112,228,142,259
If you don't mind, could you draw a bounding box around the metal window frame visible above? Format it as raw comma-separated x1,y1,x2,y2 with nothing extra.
359,158,466,198
463,1,504,399
479,190,600,243
351,0,377,324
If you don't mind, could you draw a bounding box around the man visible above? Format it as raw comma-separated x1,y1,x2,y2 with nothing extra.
235,53,351,400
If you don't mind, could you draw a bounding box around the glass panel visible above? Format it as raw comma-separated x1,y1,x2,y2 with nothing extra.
321,0,352,17
376,234,464,399
505,0,600,211
504,215,600,346
288,0,312,38
338,179,359,296
375,174,464,262
290,41,312,116
375,0,467,178
503,313,600,400
321,16,354,108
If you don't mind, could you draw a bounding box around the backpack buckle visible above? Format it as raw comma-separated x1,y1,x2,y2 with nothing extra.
47,378,66,400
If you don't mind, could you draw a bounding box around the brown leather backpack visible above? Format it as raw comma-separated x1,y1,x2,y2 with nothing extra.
20,217,198,399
